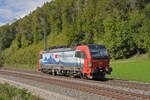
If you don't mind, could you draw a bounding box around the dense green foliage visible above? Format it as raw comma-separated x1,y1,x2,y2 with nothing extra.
0,83,42,100
109,55,150,82
0,0,150,66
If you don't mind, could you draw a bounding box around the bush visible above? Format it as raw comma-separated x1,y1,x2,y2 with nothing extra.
0,83,43,100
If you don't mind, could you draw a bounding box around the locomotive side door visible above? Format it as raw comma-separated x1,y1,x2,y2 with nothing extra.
75,51,81,67
75,51,86,68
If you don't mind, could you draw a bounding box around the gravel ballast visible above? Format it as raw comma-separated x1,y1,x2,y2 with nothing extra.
0,74,111,100
3,69,149,96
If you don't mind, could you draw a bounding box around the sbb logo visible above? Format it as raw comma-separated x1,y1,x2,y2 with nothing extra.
55,54,59,58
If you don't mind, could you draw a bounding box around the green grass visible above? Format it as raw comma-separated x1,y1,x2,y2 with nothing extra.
108,56,150,83
0,83,43,100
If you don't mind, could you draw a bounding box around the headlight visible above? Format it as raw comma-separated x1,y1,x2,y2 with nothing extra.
88,61,92,67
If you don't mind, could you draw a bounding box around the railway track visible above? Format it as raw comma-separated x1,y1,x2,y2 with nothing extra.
0,68,150,100
2,68,150,92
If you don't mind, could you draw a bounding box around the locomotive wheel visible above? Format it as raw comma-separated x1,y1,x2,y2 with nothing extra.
96,73,105,80
41,69,46,73
70,73,76,78
52,70,57,76
80,73,88,79
80,73,84,79
52,72,56,76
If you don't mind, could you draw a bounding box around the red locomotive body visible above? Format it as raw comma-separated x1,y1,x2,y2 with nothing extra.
38,44,112,79
76,45,112,79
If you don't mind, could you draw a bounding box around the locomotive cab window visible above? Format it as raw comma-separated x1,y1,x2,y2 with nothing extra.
75,51,86,59
88,45,109,59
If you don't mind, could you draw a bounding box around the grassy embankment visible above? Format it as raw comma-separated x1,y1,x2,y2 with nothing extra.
0,83,43,100
108,54,150,83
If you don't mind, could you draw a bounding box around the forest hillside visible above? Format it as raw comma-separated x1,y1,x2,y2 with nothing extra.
0,0,150,66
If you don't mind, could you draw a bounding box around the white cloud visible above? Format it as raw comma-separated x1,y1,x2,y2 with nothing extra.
0,22,5,26
0,0,52,26
0,8,20,21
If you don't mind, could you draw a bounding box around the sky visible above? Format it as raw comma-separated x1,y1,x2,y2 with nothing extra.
0,0,52,26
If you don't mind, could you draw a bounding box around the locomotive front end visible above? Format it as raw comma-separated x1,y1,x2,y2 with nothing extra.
88,45,112,79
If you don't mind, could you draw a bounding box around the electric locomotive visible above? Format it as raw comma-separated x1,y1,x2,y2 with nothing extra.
38,44,112,79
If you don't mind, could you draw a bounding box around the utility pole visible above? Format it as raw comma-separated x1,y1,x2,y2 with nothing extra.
44,32,47,50
0,33,4,67
0,30,1,67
